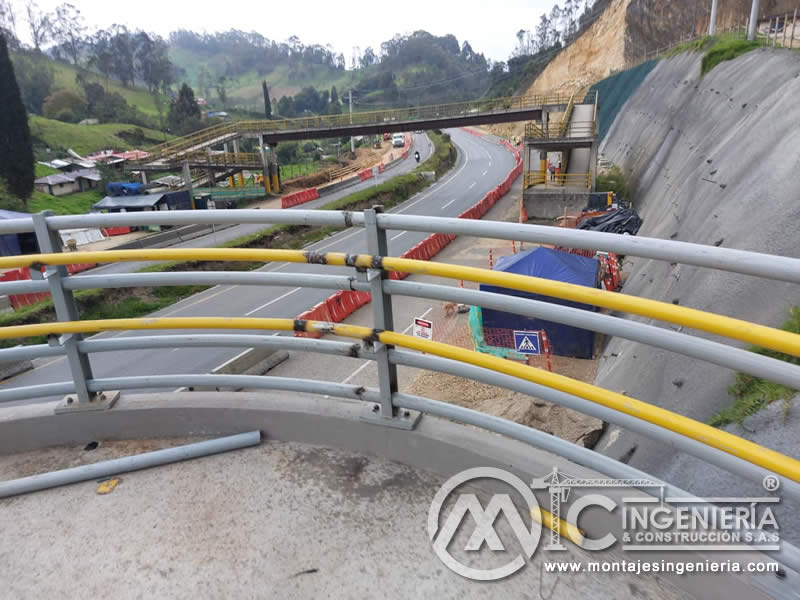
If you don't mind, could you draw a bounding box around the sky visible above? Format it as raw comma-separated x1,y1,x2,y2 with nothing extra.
7,0,555,63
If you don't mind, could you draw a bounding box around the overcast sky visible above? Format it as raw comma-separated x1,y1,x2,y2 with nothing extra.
8,0,555,63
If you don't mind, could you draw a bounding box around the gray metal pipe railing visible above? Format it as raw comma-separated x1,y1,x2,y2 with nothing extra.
376,214,800,284
87,375,382,403
385,281,800,389
63,272,368,293
0,431,262,499
79,334,362,357
389,349,800,504
393,390,800,573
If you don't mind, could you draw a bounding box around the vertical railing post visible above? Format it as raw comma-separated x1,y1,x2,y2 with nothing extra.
361,206,419,429
31,212,118,412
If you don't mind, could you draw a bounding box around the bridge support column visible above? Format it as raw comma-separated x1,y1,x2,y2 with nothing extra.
182,160,192,192
233,139,245,186
359,207,419,430
141,171,148,185
590,142,599,192
270,160,279,194
31,212,117,412
259,135,272,194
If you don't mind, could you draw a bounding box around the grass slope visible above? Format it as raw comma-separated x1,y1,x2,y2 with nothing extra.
28,189,104,215
710,307,800,427
47,58,163,116
29,115,171,155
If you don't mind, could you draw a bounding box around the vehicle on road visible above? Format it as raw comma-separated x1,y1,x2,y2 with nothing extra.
392,133,405,148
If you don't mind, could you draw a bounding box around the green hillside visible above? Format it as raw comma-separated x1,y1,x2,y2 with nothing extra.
15,52,164,117
29,115,172,155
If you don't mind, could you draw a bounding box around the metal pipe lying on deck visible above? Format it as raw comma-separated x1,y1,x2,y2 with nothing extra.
0,430,262,499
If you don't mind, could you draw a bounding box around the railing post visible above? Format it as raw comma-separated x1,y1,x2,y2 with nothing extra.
31,212,118,412
360,206,419,430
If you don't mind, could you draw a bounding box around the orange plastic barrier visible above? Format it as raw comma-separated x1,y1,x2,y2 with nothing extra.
0,262,96,310
359,169,374,181
281,188,321,209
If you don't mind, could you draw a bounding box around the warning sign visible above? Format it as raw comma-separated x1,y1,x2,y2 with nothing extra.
513,331,541,355
412,317,433,340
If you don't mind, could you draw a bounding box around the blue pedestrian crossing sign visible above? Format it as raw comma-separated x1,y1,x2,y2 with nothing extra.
513,331,541,355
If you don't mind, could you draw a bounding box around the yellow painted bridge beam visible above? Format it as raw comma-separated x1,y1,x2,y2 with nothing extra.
3,248,799,358
0,316,798,483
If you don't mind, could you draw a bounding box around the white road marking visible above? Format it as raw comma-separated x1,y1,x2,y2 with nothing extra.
468,182,477,190
339,306,432,386
392,138,470,214
342,360,372,384
401,307,433,334
245,287,301,316
442,198,458,210
482,169,488,176
390,231,406,241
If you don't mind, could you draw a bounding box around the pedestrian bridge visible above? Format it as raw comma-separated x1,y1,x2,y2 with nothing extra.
0,208,798,598
142,92,582,166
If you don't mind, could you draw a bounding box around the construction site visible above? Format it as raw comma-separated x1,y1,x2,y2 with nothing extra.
2,0,800,598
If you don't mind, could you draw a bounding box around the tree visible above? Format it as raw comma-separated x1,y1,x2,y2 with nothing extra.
11,52,53,113
42,89,87,122
25,0,52,52
262,80,271,119
88,29,113,83
167,83,201,134
277,95,295,118
215,75,227,107
330,85,339,106
52,3,85,66
0,0,19,48
0,35,34,205
108,24,135,86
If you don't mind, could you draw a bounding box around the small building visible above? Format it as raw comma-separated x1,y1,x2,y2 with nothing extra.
92,191,193,213
34,169,102,196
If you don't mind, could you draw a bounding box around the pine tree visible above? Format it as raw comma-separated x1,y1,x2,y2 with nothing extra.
0,34,34,206
262,80,272,119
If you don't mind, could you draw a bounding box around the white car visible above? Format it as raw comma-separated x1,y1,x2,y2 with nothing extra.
392,134,405,148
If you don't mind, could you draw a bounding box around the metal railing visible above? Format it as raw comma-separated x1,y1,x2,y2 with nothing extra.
524,120,596,140
145,92,583,162
1,208,799,574
524,171,592,189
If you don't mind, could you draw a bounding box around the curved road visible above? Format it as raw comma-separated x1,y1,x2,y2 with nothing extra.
2,128,517,404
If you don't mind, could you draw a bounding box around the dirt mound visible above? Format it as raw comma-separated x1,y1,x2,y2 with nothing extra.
404,371,605,448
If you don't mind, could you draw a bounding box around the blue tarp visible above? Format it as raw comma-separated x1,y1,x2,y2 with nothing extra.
480,247,600,359
0,209,33,257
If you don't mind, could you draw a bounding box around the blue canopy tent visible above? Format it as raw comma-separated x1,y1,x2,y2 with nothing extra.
479,247,600,359
0,210,36,257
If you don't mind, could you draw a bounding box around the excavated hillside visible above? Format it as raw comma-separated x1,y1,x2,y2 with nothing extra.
525,0,798,97
592,49,800,508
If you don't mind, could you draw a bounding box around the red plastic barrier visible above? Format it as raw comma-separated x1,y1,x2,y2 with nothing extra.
359,169,374,181
103,227,131,236
281,187,320,209
295,290,372,338
461,127,484,137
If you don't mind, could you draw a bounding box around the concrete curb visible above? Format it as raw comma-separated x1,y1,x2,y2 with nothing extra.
0,358,33,381
111,223,236,250
188,347,290,391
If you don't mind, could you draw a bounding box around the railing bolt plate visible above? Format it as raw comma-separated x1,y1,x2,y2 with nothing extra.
55,391,120,414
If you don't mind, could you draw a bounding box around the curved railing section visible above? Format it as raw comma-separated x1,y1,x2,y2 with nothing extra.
0,207,799,574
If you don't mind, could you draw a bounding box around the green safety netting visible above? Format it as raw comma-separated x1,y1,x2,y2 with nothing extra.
468,305,527,361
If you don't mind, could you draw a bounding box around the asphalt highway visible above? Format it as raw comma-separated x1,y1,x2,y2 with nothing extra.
2,128,517,404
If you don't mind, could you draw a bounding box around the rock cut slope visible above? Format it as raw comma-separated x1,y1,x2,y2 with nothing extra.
593,49,800,487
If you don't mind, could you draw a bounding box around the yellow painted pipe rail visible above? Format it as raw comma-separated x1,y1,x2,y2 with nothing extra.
1,316,798,482
4,249,800,358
